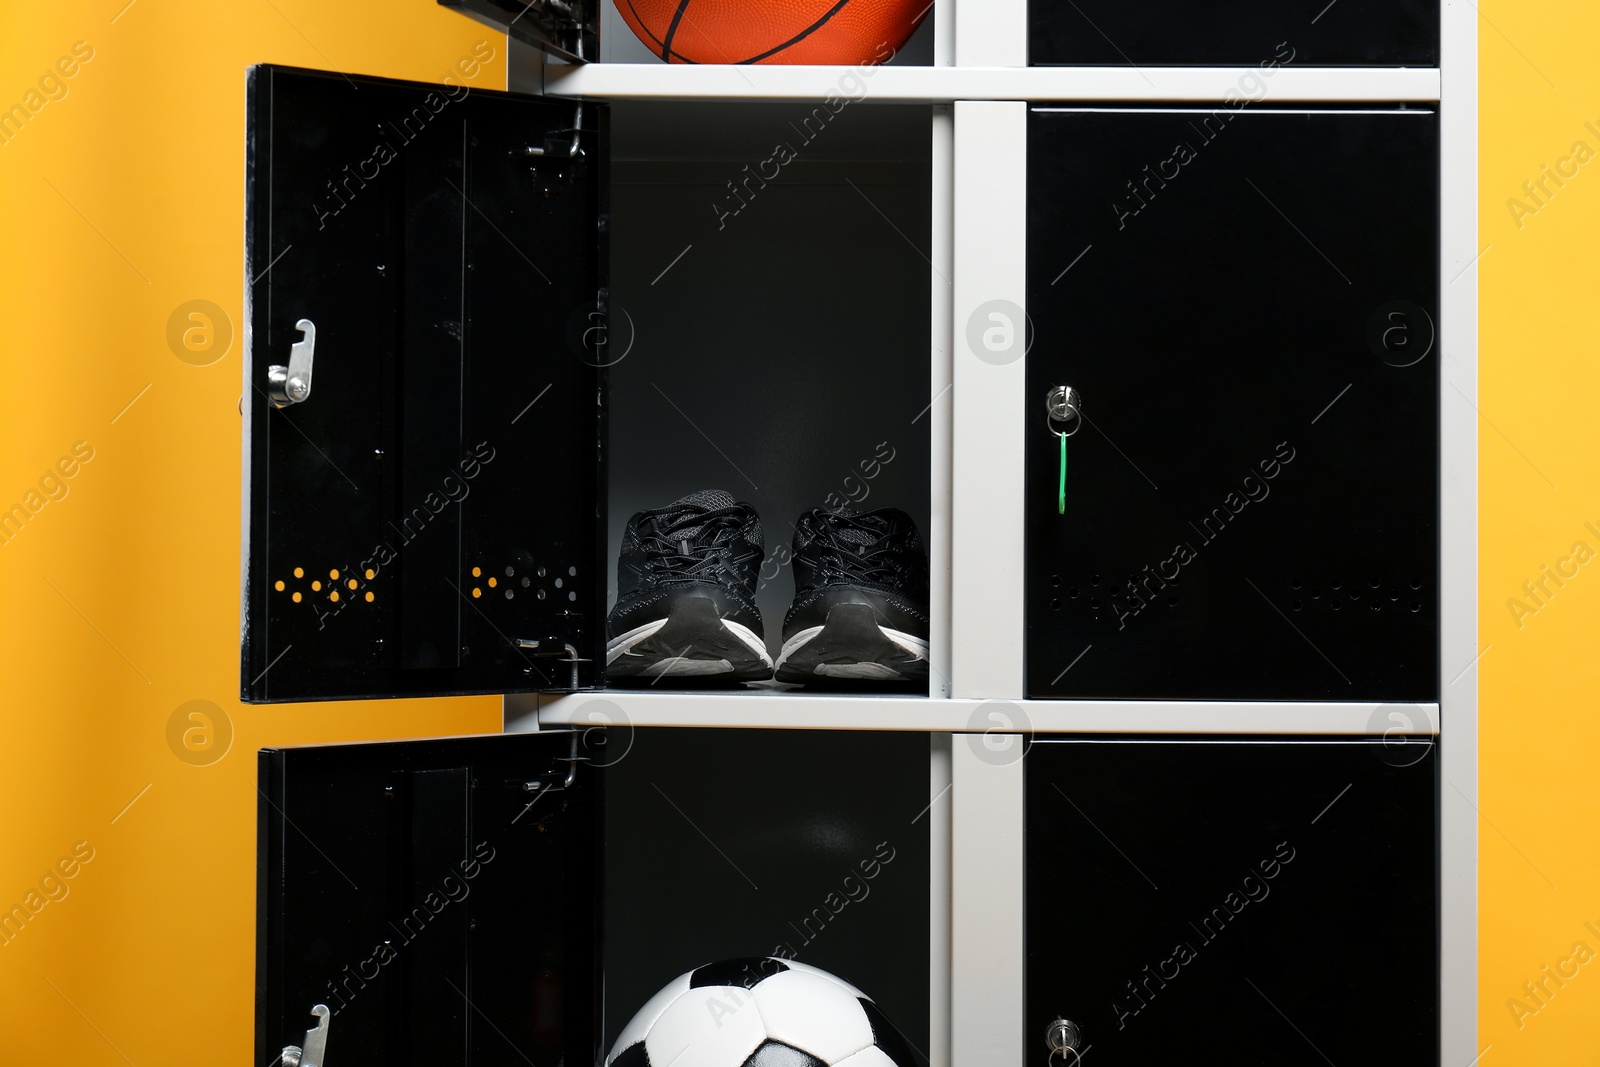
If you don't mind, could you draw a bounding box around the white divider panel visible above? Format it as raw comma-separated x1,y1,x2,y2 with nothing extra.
951,100,1027,699
954,0,1028,67
928,734,953,1067
950,732,1025,1066
1439,0,1479,1057
930,103,955,698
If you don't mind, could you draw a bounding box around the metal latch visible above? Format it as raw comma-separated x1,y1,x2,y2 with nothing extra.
281,1004,330,1067
268,319,317,408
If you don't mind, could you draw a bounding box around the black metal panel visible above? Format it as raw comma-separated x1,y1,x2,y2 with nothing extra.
1029,2,1436,66
1026,108,1438,701
243,66,606,702
439,0,599,64
1025,738,1438,1063
256,732,600,1067
599,728,932,1056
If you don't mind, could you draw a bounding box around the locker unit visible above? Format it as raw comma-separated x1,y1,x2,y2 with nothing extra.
244,1,1477,1064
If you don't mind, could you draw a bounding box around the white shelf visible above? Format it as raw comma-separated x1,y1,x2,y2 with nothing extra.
523,691,1439,735
539,62,1441,104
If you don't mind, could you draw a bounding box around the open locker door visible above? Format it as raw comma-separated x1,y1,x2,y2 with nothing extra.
243,65,606,703
438,0,599,64
257,732,601,1067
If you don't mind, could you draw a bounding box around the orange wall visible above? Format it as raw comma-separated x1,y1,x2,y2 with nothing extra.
0,3,502,1062
1477,1,1600,1060
0,0,1594,1061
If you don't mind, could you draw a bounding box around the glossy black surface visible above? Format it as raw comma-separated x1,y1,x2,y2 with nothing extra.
600,729,931,1059
1026,108,1439,700
243,66,606,702
1029,1,1436,66
1025,738,1438,1063
440,0,598,64
257,732,600,1067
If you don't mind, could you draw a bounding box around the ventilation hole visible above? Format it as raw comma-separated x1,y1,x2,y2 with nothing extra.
568,565,577,576
472,566,482,578
537,566,548,577
567,590,577,601
330,569,340,580
1348,590,1360,601
1311,588,1321,599
1370,601,1382,612
275,580,285,592
554,577,564,589
1331,600,1342,611
1332,578,1343,590
1051,598,1062,610
1091,574,1101,585
1167,596,1178,607
365,591,375,603
506,566,516,577
292,591,302,603
293,567,304,579
347,579,358,590
472,587,482,598
311,580,322,592
1410,602,1420,612
365,569,376,580
488,577,498,588
1291,600,1303,611
1068,587,1079,599
1090,598,1102,609
1291,579,1303,590
1051,575,1061,587
1369,578,1381,589
1410,578,1422,590
1388,590,1400,601
521,577,531,588
506,589,515,599
329,590,340,602
537,589,547,600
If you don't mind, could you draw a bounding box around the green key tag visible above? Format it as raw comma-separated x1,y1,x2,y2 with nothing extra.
1058,433,1067,515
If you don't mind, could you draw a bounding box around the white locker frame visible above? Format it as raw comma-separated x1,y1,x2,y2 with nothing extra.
500,0,1479,1059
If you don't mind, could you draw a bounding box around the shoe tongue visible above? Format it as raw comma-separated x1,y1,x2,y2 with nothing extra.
657,489,737,540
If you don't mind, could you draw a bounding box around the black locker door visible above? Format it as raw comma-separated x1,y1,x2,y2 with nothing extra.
1025,738,1438,1064
243,66,607,703
438,0,599,62
258,732,601,1067
1029,2,1436,66
1026,107,1439,701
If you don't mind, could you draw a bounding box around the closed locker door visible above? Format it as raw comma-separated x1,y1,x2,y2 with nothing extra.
1026,107,1439,702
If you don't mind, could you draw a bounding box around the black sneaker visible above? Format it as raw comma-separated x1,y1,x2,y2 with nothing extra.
606,490,772,682
775,507,930,684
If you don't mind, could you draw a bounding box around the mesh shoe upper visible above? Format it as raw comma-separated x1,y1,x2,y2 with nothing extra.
783,507,930,641
609,490,765,638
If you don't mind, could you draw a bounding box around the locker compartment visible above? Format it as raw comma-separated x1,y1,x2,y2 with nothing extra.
605,102,932,684
1029,0,1436,67
1025,737,1438,1063
241,67,932,703
437,0,937,65
256,728,933,1066
1025,106,1439,702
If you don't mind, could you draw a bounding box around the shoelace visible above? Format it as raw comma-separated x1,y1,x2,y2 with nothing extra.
639,509,755,584
810,515,906,587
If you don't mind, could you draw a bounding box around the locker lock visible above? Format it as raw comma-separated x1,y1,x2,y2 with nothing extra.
1046,386,1082,437
1045,1016,1084,1063
268,319,317,408
280,1004,330,1067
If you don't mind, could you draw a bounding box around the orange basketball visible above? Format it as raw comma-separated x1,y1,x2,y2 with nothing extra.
614,0,928,64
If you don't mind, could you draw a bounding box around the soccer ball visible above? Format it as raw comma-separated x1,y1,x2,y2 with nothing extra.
605,957,918,1067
